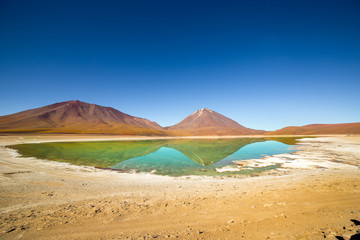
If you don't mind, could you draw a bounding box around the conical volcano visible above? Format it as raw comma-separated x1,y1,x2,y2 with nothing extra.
166,108,265,135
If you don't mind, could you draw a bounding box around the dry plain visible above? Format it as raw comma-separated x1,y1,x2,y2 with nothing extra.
0,134,359,240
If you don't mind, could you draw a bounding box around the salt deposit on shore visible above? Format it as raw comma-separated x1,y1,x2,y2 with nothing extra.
216,137,359,173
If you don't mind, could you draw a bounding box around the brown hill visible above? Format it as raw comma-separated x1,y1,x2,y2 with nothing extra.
0,100,167,135
266,122,360,135
166,108,266,136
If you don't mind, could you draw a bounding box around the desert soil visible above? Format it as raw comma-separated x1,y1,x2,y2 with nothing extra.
0,134,359,240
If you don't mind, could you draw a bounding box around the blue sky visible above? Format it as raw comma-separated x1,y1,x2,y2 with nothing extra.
0,0,359,130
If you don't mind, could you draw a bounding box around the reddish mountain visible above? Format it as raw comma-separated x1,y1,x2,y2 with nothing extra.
166,108,266,135
0,100,166,135
266,122,360,135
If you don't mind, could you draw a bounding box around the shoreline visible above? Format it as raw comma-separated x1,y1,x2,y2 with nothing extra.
0,133,354,144
0,135,359,239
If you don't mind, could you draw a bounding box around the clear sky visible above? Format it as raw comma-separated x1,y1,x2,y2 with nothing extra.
0,0,359,131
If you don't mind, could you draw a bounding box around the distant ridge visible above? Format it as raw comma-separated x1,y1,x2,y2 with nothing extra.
166,108,266,136
266,122,360,135
0,100,166,135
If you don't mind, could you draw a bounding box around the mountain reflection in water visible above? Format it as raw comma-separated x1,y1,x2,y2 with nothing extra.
8,137,300,176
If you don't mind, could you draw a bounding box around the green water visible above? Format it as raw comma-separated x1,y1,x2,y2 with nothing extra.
8,137,300,176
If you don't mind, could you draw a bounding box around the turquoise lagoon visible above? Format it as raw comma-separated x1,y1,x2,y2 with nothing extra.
8,138,300,176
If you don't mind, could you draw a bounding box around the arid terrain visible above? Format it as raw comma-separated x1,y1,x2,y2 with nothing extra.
0,134,359,239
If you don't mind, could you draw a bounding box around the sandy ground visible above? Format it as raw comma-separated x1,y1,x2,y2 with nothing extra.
0,134,359,240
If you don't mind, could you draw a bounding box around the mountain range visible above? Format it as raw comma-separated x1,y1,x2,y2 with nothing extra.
0,100,359,135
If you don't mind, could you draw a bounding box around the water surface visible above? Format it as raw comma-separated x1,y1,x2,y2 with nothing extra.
8,137,300,176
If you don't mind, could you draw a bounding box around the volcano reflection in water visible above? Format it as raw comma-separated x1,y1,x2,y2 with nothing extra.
9,138,299,176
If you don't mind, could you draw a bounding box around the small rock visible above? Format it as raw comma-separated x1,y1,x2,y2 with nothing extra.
350,233,360,240
350,219,360,226
6,227,16,233
335,236,345,240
